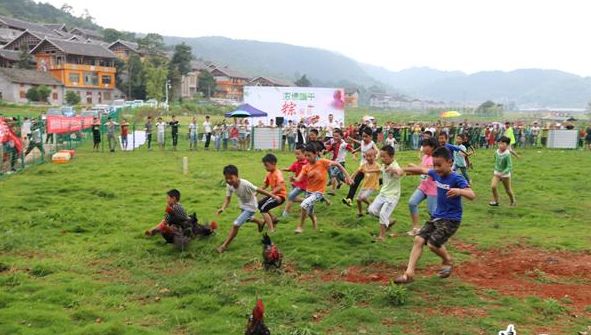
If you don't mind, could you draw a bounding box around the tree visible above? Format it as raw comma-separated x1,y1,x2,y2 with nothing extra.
168,43,193,101
65,91,81,105
25,87,39,102
103,28,124,43
124,55,146,99
170,43,192,76
476,100,504,117
37,85,51,103
144,61,168,101
60,3,73,14
295,74,312,87
138,33,165,55
198,70,216,98
16,48,35,69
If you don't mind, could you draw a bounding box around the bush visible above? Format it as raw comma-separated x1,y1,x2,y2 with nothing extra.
384,281,408,306
37,85,51,102
65,91,81,105
26,87,39,102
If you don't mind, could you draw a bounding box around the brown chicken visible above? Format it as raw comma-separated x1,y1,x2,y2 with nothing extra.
245,299,270,335
261,233,282,270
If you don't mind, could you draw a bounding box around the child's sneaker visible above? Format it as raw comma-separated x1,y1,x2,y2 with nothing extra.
341,198,352,207
488,201,499,207
294,227,303,234
510,201,517,207
281,211,289,218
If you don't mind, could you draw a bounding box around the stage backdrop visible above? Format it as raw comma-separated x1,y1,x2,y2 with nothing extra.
243,86,345,127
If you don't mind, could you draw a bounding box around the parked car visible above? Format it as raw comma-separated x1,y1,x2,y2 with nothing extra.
47,106,76,117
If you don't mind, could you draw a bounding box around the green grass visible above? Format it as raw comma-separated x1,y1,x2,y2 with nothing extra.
1,132,590,334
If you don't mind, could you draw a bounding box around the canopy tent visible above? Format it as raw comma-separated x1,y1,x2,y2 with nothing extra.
224,104,268,118
440,111,461,118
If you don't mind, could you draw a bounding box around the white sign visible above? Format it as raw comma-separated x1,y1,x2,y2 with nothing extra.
243,86,345,128
547,129,578,149
252,127,282,150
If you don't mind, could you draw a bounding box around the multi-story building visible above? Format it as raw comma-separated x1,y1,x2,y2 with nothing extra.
30,38,117,104
108,39,143,61
210,66,249,101
248,76,293,87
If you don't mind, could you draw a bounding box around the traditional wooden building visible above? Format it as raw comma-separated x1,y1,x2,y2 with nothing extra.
0,15,53,34
345,88,360,108
0,49,20,68
107,39,143,60
210,66,249,100
29,38,117,104
69,27,103,41
248,76,294,87
0,67,64,104
2,30,62,51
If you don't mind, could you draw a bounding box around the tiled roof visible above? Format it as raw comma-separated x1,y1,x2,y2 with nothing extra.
30,38,116,58
0,67,62,86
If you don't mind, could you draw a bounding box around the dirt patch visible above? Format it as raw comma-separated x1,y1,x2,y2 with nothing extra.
453,242,591,311
299,263,402,284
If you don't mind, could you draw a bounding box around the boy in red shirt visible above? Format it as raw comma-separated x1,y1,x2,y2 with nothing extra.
251,154,287,232
282,144,308,217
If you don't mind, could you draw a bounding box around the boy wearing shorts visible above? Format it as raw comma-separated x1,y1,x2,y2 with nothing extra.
355,149,381,218
489,136,516,207
216,165,281,253
396,147,475,284
281,144,308,217
251,154,287,232
293,143,352,233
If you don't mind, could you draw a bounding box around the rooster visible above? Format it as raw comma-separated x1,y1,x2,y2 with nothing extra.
166,212,217,249
245,299,270,335
261,233,282,271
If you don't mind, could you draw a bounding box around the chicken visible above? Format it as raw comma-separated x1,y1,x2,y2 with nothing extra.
261,233,282,271
245,299,270,335
188,213,217,237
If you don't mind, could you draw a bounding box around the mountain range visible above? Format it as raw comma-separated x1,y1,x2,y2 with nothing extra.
2,0,590,108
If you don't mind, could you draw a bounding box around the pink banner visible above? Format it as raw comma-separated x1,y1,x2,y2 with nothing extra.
46,115,94,134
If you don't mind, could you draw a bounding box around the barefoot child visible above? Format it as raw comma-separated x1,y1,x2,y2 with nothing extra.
216,165,281,253
489,136,516,207
407,137,438,236
395,147,475,284
281,144,308,217
355,149,381,217
251,154,287,232
294,143,352,233
366,145,404,241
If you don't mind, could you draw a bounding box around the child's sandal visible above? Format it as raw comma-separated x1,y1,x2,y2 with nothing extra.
394,274,414,284
438,265,454,278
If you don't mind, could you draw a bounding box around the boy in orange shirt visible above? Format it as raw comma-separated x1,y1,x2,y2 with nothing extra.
293,143,352,233
251,154,287,233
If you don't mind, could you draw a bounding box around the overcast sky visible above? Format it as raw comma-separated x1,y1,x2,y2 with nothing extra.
43,0,591,76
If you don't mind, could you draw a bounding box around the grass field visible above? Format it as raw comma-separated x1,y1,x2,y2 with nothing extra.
1,138,590,334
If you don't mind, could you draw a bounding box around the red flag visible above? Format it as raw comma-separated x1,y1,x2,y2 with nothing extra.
0,118,23,154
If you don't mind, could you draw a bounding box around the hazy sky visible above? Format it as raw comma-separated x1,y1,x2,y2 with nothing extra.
43,0,591,76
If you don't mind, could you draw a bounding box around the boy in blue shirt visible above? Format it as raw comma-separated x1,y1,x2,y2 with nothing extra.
396,146,475,284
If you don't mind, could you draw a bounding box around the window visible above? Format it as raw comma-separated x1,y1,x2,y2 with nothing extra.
101,75,111,85
52,92,58,100
69,73,80,84
84,72,99,86
103,91,111,101
20,91,26,98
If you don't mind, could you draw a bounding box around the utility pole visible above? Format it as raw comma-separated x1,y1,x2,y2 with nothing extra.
164,79,171,112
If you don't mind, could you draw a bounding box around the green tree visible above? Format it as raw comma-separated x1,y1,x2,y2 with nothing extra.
145,61,168,101
37,85,51,103
170,43,192,76
125,55,146,99
65,91,81,105
16,48,35,69
138,33,165,55
198,70,216,98
295,74,312,87
103,28,124,43
476,100,504,117
25,87,39,102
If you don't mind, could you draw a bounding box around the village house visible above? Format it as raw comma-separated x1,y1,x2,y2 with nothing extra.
69,27,103,41
2,30,63,52
210,65,249,100
107,39,144,61
0,67,64,104
0,49,20,68
179,60,211,99
345,88,359,108
248,76,294,87
29,38,117,104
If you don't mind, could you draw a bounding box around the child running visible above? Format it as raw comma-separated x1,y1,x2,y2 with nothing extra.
489,136,516,207
324,128,354,195
395,147,475,284
281,144,308,217
216,165,281,253
407,137,438,236
453,134,470,184
342,127,379,207
354,149,381,218
293,143,352,233
250,154,287,233
366,145,403,241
